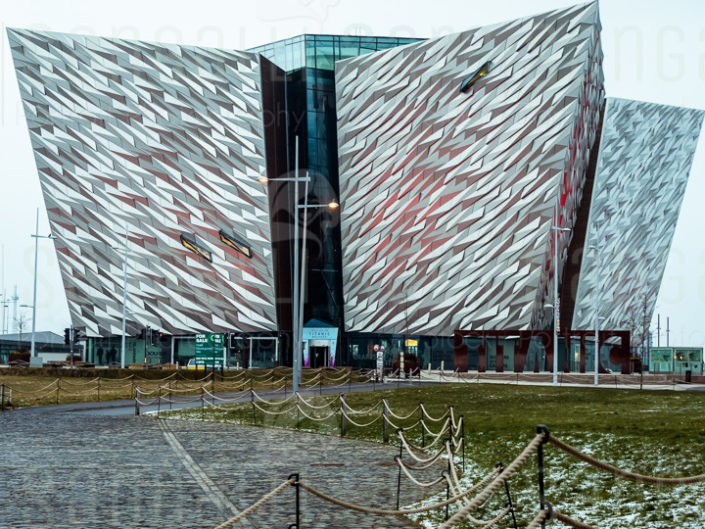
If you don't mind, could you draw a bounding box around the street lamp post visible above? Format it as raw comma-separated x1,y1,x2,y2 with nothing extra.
551,210,571,386
258,170,338,393
29,208,56,361
258,139,308,394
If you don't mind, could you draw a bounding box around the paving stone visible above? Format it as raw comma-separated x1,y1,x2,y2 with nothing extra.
1,408,443,528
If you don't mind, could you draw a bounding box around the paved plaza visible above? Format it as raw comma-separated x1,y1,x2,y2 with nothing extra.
1,404,437,528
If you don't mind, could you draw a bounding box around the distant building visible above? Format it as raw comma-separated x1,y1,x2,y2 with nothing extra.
0,332,78,364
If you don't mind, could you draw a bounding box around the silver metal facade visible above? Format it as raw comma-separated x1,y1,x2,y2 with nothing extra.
336,3,604,335
572,97,705,332
9,29,279,336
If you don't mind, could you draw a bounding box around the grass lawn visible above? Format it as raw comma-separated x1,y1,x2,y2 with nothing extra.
161,383,705,528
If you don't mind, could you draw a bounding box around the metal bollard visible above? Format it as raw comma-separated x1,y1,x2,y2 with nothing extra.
382,399,390,443
460,414,465,471
536,425,550,529
134,385,141,416
395,430,403,510
250,388,256,425
497,462,519,529
287,473,300,529
445,440,451,520
340,394,347,437
201,387,205,421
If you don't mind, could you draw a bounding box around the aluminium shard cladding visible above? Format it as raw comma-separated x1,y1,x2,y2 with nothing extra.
8,28,279,335
572,98,705,331
336,2,604,335
8,2,704,341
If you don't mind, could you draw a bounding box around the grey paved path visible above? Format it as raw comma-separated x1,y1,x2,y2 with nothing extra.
1,388,442,528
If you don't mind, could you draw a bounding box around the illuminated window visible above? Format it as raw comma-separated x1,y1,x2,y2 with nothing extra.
459,61,492,93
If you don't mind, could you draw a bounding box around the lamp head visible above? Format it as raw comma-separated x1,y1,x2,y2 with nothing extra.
328,201,339,210
257,176,269,184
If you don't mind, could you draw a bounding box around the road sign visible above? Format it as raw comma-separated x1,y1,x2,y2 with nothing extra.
195,333,224,359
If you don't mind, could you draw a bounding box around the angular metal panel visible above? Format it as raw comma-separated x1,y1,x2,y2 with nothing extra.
336,3,604,335
572,98,705,332
8,28,278,336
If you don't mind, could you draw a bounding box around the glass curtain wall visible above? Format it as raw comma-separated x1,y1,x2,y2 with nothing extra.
249,35,422,341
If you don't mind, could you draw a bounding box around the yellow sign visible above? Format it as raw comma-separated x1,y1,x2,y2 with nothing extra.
405,339,418,347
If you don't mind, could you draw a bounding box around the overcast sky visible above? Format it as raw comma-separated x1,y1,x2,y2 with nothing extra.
1,0,704,346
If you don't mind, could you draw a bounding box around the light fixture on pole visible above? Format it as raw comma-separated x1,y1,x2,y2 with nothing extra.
29,208,56,361
551,208,571,386
257,137,310,394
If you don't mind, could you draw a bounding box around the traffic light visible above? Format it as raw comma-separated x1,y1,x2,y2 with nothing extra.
138,328,146,339
64,328,70,345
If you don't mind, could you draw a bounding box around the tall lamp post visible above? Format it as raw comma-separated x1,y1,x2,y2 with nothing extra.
551,211,571,386
258,138,309,394
29,208,56,360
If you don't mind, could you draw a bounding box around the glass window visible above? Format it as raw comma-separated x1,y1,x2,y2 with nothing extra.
308,138,319,166
315,46,335,70
292,41,303,69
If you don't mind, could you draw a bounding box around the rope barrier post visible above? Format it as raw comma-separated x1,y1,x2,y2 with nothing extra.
497,462,518,529
297,399,301,430
445,439,451,521
1,383,4,412
201,386,205,421
536,424,550,529
56,378,61,405
395,429,403,510
420,403,425,448
131,376,135,399
169,381,173,410
460,414,465,472
448,405,454,441
287,473,300,529
97,378,101,402
340,394,347,437
382,399,390,443
157,385,161,418
250,388,256,425
348,371,352,393
135,386,141,416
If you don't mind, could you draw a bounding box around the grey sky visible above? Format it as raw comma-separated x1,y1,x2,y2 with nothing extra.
1,0,703,346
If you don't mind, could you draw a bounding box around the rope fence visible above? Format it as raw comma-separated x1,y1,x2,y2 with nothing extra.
0,367,375,409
